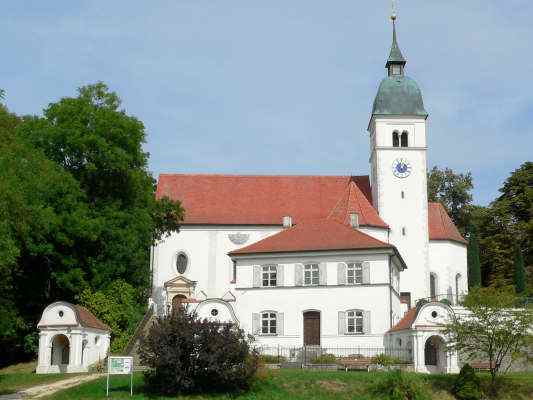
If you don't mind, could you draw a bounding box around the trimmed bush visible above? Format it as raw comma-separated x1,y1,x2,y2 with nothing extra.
453,363,481,400
311,353,338,364
139,308,258,395
373,353,405,366
258,354,286,364
372,370,430,400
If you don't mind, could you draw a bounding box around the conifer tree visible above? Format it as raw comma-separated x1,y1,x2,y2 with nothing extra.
467,228,482,288
514,246,526,294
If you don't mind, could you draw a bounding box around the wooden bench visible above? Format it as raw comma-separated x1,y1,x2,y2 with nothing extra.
470,361,494,372
338,357,375,372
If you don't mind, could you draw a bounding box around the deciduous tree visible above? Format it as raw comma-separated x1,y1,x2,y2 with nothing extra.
444,287,533,390
467,227,481,288
428,166,473,234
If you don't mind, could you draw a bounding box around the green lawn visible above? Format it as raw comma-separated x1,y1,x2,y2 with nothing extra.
44,369,533,400
0,361,85,395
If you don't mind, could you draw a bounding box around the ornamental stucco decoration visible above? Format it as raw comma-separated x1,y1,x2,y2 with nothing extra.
228,233,249,245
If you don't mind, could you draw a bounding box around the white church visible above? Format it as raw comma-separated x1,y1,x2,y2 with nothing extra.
148,17,468,374
35,16,469,374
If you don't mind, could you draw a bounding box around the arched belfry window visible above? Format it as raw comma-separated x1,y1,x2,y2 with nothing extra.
400,131,408,147
392,131,399,147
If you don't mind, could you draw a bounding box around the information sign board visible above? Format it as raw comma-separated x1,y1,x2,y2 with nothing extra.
107,356,133,396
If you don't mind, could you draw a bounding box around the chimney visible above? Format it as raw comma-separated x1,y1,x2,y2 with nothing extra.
349,212,359,229
282,216,292,228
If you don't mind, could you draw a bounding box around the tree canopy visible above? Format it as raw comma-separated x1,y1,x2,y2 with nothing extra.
428,166,473,234
444,287,533,389
428,163,532,294
0,84,184,365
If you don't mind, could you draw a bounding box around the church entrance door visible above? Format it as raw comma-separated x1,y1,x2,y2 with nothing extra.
303,311,320,346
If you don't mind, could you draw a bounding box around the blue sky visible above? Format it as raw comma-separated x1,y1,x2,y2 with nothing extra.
2,1,532,205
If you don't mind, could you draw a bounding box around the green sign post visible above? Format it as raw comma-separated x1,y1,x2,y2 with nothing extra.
107,356,133,396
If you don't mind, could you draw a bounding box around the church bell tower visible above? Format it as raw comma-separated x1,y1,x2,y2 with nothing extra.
368,13,430,304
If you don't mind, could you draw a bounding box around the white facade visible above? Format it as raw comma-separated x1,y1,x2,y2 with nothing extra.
36,302,110,374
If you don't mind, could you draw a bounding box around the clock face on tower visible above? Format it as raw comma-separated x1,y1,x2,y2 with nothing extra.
392,158,412,178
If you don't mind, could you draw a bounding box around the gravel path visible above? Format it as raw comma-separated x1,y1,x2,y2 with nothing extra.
13,373,103,399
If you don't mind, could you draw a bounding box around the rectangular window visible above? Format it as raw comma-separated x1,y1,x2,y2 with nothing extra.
262,265,277,287
346,262,363,284
346,310,364,334
261,312,277,334
304,264,319,286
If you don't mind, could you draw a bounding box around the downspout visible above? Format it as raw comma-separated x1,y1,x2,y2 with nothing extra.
388,254,393,329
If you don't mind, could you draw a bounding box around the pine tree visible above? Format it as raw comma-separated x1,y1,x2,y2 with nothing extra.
514,246,526,294
467,228,482,288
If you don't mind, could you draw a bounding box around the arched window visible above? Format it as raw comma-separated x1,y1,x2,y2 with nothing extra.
401,131,408,147
430,273,438,300
424,337,438,366
392,131,399,147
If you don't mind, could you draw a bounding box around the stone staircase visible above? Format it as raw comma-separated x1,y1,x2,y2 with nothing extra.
124,305,156,370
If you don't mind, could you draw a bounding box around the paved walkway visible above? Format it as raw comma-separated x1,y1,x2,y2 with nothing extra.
1,373,104,399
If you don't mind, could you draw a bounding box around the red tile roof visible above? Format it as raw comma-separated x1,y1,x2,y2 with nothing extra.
74,305,111,331
387,307,418,333
156,174,388,228
428,202,467,244
229,219,393,255
156,174,465,244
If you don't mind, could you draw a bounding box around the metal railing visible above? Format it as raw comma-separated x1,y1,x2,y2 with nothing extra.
255,346,412,368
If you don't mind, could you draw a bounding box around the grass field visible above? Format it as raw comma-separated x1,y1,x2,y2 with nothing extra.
0,361,85,395
44,369,533,400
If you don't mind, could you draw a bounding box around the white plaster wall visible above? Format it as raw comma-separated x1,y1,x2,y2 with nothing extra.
236,286,390,348
428,241,468,301
152,226,281,310
369,116,430,303
152,225,392,313
233,252,400,348
359,226,389,243
38,303,78,327
37,328,110,374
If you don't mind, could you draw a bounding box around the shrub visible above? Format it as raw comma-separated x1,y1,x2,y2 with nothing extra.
373,353,404,366
453,364,481,400
311,353,338,364
139,308,258,395
439,298,452,306
258,354,286,364
372,370,430,400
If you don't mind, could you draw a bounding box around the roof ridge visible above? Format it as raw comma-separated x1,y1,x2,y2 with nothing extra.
159,173,363,178
326,179,351,221
350,180,370,224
